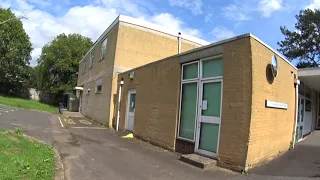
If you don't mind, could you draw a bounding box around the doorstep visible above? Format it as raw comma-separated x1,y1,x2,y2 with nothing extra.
180,154,217,169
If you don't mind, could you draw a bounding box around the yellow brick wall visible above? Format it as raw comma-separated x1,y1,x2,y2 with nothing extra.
117,56,181,149
217,37,253,171
77,22,202,126
246,37,297,169
114,22,201,68
77,25,119,124
77,25,118,87
107,22,202,127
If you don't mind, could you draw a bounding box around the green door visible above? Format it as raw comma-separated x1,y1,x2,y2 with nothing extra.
195,80,222,157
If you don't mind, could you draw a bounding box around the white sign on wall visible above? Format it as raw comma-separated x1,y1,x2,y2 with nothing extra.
265,100,288,109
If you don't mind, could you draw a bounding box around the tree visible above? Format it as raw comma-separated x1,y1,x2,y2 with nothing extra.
37,33,92,104
0,8,33,95
278,9,320,68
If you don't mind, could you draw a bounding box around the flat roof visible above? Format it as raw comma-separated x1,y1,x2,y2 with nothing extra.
298,67,320,91
79,15,210,63
298,67,320,76
120,33,298,75
179,33,297,70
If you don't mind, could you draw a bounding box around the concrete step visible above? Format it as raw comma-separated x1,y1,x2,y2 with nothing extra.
180,154,217,169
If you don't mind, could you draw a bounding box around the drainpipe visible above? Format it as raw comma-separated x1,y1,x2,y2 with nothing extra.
178,32,182,54
292,75,300,149
116,79,124,131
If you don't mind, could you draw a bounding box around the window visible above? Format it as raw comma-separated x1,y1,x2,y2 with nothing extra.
182,62,198,80
179,82,198,140
202,57,223,78
82,64,87,74
298,82,305,95
100,38,108,61
89,50,94,69
306,99,311,112
306,87,312,99
87,82,91,94
178,62,199,140
96,78,103,93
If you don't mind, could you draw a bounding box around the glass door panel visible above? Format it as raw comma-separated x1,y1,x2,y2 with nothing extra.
195,81,222,157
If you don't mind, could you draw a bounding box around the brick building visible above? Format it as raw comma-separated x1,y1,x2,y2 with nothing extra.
113,34,319,172
76,15,319,172
76,15,208,127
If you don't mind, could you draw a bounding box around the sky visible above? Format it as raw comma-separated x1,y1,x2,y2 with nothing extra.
0,0,319,66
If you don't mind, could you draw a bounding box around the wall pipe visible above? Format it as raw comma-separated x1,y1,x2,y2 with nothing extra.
178,32,182,54
292,77,300,149
116,79,124,131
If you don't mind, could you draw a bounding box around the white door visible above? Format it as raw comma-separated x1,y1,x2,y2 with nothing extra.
126,90,136,132
303,98,312,135
195,80,222,157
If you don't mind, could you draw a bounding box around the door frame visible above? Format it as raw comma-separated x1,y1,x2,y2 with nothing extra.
297,95,304,142
194,78,223,158
126,89,136,131
303,95,312,136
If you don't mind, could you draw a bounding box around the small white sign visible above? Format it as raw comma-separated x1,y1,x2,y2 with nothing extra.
202,100,208,110
265,100,288,109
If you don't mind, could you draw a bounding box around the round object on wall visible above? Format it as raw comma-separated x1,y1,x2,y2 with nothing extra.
271,55,278,77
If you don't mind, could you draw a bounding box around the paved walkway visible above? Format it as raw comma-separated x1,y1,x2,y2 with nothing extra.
0,105,317,180
250,131,320,178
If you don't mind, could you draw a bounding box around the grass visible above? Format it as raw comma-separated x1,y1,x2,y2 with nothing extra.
0,95,57,113
0,128,55,180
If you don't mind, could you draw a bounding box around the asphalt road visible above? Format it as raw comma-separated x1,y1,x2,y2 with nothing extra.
0,105,316,180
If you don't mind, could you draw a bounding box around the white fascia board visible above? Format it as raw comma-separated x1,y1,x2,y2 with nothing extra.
298,67,320,76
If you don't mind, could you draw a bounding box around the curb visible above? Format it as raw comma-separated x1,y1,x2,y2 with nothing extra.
23,134,65,180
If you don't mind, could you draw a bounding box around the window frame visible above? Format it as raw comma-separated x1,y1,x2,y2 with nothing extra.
200,55,223,81
82,64,87,75
89,50,94,69
177,61,200,142
95,78,103,94
181,61,199,81
100,37,108,61
177,55,224,142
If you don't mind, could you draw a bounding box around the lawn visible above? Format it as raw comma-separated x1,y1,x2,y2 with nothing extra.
0,129,55,180
0,95,57,113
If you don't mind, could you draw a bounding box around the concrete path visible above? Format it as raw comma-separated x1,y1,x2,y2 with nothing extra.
250,131,320,178
0,105,317,180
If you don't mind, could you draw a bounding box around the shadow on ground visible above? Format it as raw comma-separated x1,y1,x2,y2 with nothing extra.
250,131,320,178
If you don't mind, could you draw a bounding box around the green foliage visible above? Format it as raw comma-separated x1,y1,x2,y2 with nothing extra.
14,128,22,135
296,61,318,68
36,33,92,104
0,8,33,95
278,9,320,67
0,95,57,112
0,129,55,180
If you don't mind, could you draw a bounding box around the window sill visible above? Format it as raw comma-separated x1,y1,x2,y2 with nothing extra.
176,137,195,143
95,92,102,94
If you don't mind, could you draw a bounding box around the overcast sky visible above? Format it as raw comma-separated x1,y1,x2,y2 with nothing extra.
0,0,319,66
